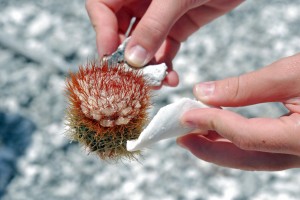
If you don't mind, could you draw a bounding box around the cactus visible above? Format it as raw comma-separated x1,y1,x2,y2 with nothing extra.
65,59,151,160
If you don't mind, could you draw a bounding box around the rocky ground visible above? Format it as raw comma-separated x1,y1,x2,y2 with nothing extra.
1,0,300,199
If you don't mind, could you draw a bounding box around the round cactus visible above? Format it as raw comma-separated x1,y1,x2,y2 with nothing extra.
65,59,151,160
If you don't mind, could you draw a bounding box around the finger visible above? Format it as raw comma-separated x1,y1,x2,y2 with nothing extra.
115,9,135,36
188,130,225,141
203,130,226,141
150,0,244,86
181,108,300,155
125,0,207,67
154,38,181,87
162,71,179,87
86,0,128,57
193,54,300,107
284,97,300,113
116,1,153,35
125,0,244,66
153,37,181,66
169,0,244,42
177,134,300,171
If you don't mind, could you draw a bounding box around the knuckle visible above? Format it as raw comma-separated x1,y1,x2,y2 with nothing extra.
178,0,195,10
142,17,166,38
223,76,242,103
232,136,253,150
181,0,205,9
138,17,167,47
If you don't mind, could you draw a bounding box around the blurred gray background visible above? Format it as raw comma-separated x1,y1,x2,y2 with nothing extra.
1,0,300,199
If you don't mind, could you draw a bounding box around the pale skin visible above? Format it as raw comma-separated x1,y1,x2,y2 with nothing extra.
86,0,300,170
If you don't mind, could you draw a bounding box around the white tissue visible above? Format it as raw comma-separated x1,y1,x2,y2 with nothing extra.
127,98,210,151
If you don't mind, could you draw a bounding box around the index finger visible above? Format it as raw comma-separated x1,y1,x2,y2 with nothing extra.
85,0,124,57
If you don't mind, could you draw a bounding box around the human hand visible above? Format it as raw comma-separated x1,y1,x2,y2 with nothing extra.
177,54,300,171
86,0,244,87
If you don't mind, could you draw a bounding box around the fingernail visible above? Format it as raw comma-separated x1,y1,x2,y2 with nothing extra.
125,45,148,67
194,81,215,100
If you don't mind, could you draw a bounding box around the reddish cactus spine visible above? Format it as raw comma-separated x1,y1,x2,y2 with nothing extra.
65,59,151,160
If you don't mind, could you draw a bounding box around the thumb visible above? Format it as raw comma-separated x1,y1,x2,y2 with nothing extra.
125,0,205,67
194,54,300,107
